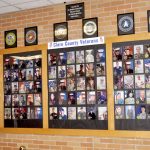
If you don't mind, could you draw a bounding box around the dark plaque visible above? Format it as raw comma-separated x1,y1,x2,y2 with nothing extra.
82,17,98,38
5,29,17,49
147,10,150,32
25,26,38,46
66,2,84,21
117,13,135,35
54,22,68,42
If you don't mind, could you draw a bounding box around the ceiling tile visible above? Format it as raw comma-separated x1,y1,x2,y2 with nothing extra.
2,0,35,5
0,5,20,14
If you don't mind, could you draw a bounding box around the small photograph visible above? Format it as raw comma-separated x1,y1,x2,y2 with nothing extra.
114,90,124,104
77,107,86,120
144,59,150,73
19,60,26,69
58,52,67,65
34,68,41,80
147,105,150,119
26,60,33,68
114,75,123,90
96,63,105,76
124,90,135,104
98,107,107,120
113,47,122,61
34,81,42,93
85,49,94,63
113,61,122,76
123,46,133,60
34,58,41,68
48,53,57,66
27,94,34,106
135,90,145,104
135,74,145,89
34,94,42,106
77,91,86,105
115,106,124,119
134,45,144,59
96,49,105,62
58,66,66,78
87,77,95,90
48,80,57,92
27,107,35,119
97,91,107,105
49,107,58,120
4,95,11,107
18,94,26,106
125,105,135,119
12,108,20,119
4,70,11,82
97,76,106,90
144,44,150,58
35,107,42,119
19,82,26,93
67,65,75,77
19,107,27,119
18,69,26,81
68,107,76,120
49,66,56,79
25,81,34,93
124,61,134,74
68,92,76,105
58,92,67,105
87,107,96,120
4,83,11,94
4,108,11,119
4,58,11,70
135,59,144,73
49,93,57,105
76,64,85,77
136,105,146,119
58,79,66,91
11,82,19,93
59,107,67,120
145,74,150,88
76,50,84,63
124,75,134,89
146,90,150,104
12,94,19,106
86,63,94,77
87,91,96,104
67,51,75,64
26,68,33,80
11,58,19,69
77,77,85,90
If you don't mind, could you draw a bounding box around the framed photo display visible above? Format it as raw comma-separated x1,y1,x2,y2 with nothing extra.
117,13,135,36
48,44,108,129
113,40,150,130
25,26,38,46
82,18,98,38
4,51,43,128
4,29,17,49
147,10,150,32
54,22,68,42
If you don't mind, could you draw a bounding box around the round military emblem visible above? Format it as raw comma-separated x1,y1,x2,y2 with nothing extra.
118,16,133,32
55,25,67,40
83,21,97,36
26,30,36,44
5,32,16,46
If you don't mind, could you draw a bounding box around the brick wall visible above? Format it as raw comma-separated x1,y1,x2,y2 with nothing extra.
0,0,150,149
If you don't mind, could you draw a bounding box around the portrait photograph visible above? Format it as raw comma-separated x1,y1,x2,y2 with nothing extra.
58,52,67,65
27,94,34,106
18,69,26,81
58,66,66,78
146,90,150,104
48,80,57,92
19,60,26,69
144,59,150,73
48,53,57,66
4,70,11,82
12,82,18,93
77,107,86,120
134,59,144,74
97,90,107,105
98,107,107,120
68,92,76,105
114,90,124,104
124,90,135,104
12,94,19,106
96,49,105,62
77,77,85,90
123,61,134,74
123,46,133,60
134,45,144,59
67,51,75,64
135,74,145,89
58,79,66,91
113,61,123,76
4,58,11,70
68,107,76,120
76,64,85,77
18,94,26,106
97,76,106,90
77,91,86,105
115,106,125,119
125,105,135,119
19,107,27,119
26,68,33,80
49,107,58,120
114,75,123,90
86,77,95,90
136,105,146,119
85,49,94,63
34,107,42,119
58,92,67,105
86,63,94,77
34,58,41,68
87,91,96,104
11,58,19,69
27,107,35,119
11,70,18,81
4,95,11,107
96,63,105,76
26,60,33,68
113,47,122,61
145,74,150,88
124,75,134,89
4,83,11,94
76,50,84,63
135,90,145,104
34,93,42,106
87,107,96,120
4,108,11,119
67,78,75,91
49,66,56,79
67,65,75,78
49,93,57,106
12,108,20,119
59,107,67,120
144,44,150,58
34,68,41,80
25,81,34,93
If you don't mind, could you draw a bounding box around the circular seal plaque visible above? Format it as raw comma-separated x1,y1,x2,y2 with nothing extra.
26,30,36,44
55,25,67,40
5,32,16,46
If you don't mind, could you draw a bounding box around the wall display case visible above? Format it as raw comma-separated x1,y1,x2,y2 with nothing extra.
4,51,42,128
113,40,150,130
48,44,108,129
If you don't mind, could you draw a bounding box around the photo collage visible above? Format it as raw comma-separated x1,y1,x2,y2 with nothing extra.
113,43,150,121
48,45,107,125
4,52,42,123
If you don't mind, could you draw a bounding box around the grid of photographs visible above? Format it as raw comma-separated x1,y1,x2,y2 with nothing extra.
48,45,107,128
113,43,150,124
4,52,42,127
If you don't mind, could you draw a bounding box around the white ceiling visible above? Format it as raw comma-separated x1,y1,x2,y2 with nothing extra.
0,0,74,15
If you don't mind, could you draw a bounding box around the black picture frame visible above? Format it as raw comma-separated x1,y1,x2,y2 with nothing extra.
66,2,85,21
53,22,68,42
24,26,38,46
117,12,135,36
4,29,17,49
147,10,150,32
82,17,98,38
